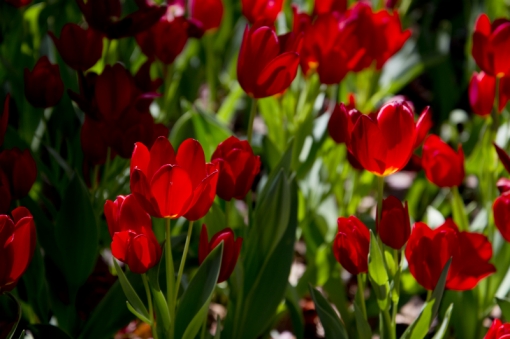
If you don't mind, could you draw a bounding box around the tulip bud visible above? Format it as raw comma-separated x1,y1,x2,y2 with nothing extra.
332,216,370,275
484,319,510,339
405,219,495,291
241,0,284,24
0,207,37,293
377,196,410,250
472,14,510,77
211,136,261,201
327,103,360,145
493,192,510,242
421,135,465,187
350,101,416,176
104,195,162,274
198,225,242,283
237,24,302,98
24,56,64,108
189,0,223,35
1,94,11,147
0,148,37,200
469,72,496,117
49,24,103,71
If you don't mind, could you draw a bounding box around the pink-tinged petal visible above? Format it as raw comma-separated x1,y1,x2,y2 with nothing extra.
147,136,176,181
111,231,131,262
131,142,150,176
198,224,209,263
150,165,193,218
118,194,152,233
7,216,36,282
350,115,388,175
175,139,207,187
255,52,300,98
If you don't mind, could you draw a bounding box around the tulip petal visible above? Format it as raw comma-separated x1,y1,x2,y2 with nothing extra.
148,137,176,181
6,216,36,282
255,52,300,98
119,194,152,233
350,115,388,175
131,142,150,176
175,139,207,188
150,165,193,218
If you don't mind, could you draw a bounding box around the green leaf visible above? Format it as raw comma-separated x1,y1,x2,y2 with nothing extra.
496,297,510,321
174,243,223,339
113,259,151,323
353,301,372,339
432,303,454,339
367,231,390,311
214,315,222,339
54,174,98,288
450,186,469,231
285,285,305,339
309,286,349,339
5,293,21,339
217,82,244,124
148,256,171,338
401,258,451,339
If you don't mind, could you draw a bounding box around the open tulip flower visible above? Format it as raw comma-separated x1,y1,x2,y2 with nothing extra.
188,0,224,35
104,195,162,274
130,137,219,220
405,219,495,291
237,23,302,98
485,319,510,339
0,207,36,293
211,136,261,201
422,134,465,188
472,13,510,77
332,216,370,275
199,225,242,283
350,100,417,176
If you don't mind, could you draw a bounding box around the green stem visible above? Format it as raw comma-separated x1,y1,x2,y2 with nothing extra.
377,176,384,222
247,98,257,144
204,35,217,110
142,274,158,339
383,309,396,339
165,218,175,311
174,220,194,305
357,274,368,320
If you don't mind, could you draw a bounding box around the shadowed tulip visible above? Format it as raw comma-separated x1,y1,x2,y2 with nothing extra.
24,56,64,108
0,148,37,200
199,225,242,282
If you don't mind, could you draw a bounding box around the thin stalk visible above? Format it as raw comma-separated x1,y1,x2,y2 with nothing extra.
174,220,194,305
391,250,401,326
165,218,175,311
142,274,158,339
204,35,217,110
383,309,396,339
376,176,385,250
357,274,367,320
247,98,257,144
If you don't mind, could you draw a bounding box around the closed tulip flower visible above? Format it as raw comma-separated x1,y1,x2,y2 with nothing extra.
189,0,223,35
241,0,284,24
0,148,37,200
472,14,510,77
327,103,360,145
95,64,136,121
199,225,242,283
104,195,162,274
493,192,510,242
237,24,302,98
485,319,510,339
49,24,103,71
130,137,219,220
0,207,37,293
421,135,465,187
469,72,496,117
333,216,370,275
350,101,417,176
377,196,410,250
24,56,64,108
405,219,495,291
211,136,261,201
1,95,10,147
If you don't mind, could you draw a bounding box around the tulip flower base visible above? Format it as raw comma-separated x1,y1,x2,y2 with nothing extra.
2,1,510,338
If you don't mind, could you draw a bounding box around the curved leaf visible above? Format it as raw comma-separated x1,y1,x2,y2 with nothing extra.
113,259,150,323
309,286,349,339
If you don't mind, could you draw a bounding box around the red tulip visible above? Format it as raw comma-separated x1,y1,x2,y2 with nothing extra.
49,24,103,71
377,196,410,250
24,56,64,108
95,64,136,121
1,95,10,147
76,0,167,39
0,148,37,200
134,61,164,93
237,24,302,98
497,178,510,194
421,135,464,187
414,106,432,149
4,0,31,7
469,72,496,117
494,143,510,174
198,225,242,283
189,0,223,35
405,219,495,291
81,117,111,165
211,136,261,201
493,192,510,242
313,0,346,16
130,137,219,220
327,103,361,145
350,101,416,176
472,14,510,77
0,207,37,292
332,216,370,275
485,319,510,339
136,7,189,64
241,0,284,24
68,71,101,119
104,195,161,274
